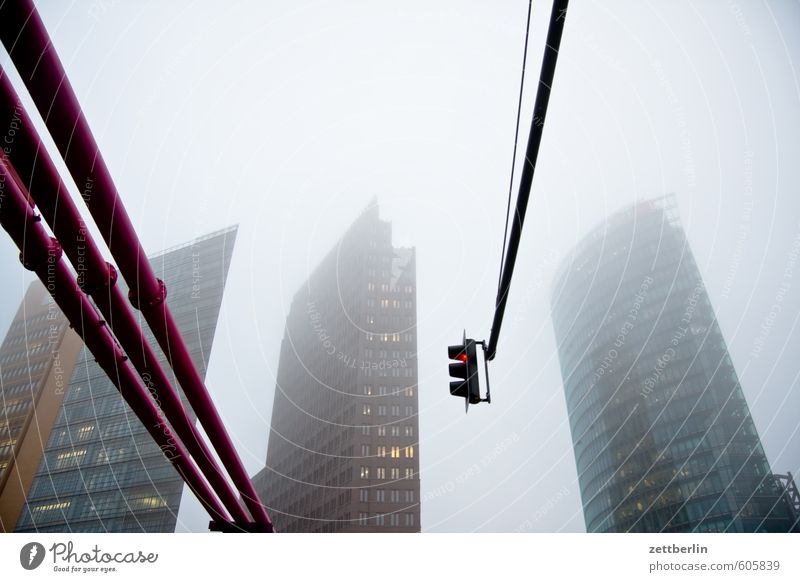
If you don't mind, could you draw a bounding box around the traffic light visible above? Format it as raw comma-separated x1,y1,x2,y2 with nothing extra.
448,337,481,407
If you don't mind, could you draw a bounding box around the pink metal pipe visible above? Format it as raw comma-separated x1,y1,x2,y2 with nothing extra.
0,0,273,529
0,157,230,524
0,68,251,526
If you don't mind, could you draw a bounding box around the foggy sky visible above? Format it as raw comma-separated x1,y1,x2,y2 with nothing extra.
0,0,798,532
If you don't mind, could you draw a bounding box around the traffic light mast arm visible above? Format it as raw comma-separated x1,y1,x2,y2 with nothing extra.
487,0,569,361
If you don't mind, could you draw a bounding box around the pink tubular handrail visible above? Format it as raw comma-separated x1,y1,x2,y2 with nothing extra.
0,67,251,525
0,0,273,529
0,157,230,524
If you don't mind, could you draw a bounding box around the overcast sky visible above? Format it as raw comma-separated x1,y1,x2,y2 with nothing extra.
1,0,798,532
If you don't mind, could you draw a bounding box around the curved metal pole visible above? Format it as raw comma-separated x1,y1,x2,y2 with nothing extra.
0,0,272,529
0,157,230,525
0,68,251,526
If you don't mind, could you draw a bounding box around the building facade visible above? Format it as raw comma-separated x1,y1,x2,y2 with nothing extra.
14,226,237,532
551,195,798,533
0,283,83,531
253,202,420,532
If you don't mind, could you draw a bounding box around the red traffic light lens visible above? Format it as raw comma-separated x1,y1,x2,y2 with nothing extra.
458,353,467,363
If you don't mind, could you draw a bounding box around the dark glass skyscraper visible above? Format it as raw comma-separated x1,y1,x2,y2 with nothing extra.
551,195,797,533
253,202,421,532
15,226,237,532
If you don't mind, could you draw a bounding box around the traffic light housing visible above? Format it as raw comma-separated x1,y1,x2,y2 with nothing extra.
448,338,481,406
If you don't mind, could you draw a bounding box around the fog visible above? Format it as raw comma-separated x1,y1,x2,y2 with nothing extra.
0,0,798,532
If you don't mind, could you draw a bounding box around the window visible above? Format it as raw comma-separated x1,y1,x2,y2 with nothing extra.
405,406,414,416
377,426,387,437
55,449,86,469
361,425,371,436
391,405,400,416
404,446,414,458
376,489,385,502
377,405,387,416
390,490,400,502
363,385,373,395
361,444,370,456
391,426,400,437
390,514,400,526
404,468,414,479
362,404,371,416
405,513,415,526
405,490,415,503
377,467,386,479
390,468,400,479
405,386,414,397
359,512,368,526
360,466,370,479
377,446,387,458
359,489,369,502
391,446,400,459
404,426,413,437
375,514,385,526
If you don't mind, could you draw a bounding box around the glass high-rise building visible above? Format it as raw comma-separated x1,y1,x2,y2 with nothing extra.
0,282,83,531
15,226,237,532
551,195,797,533
253,202,421,532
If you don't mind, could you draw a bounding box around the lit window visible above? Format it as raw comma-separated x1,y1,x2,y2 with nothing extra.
391,446,400,459
133,496,167,510
377,446,387,458
363,385,372,395
390,468,400,479
405,387,414,397
360,466,370,479
362,405,371,416
55,449,86,469
377,467,386,479
404,446,414,458
76,425,95,440
404,468,414,479
32,500,70,514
